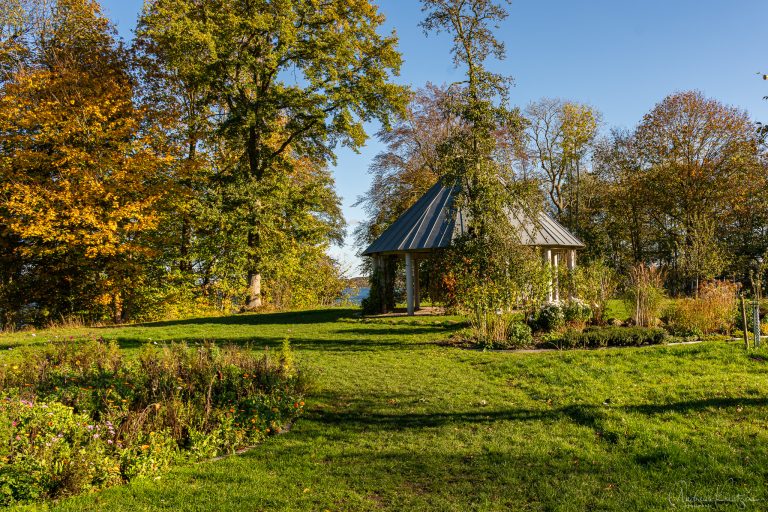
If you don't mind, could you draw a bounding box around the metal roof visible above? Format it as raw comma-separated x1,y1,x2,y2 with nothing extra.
362,180,584,256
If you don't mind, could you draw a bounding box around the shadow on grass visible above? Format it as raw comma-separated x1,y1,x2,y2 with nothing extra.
109,334,441,353
333,325,463,337
136,308,359,328
306,395,768,433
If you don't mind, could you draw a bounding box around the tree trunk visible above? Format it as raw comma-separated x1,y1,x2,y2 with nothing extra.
245,231,262,309
180,215,191,272
246,271,262,309
180,138,197,273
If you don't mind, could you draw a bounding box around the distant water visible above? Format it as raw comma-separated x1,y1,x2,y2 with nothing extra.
341,287,370,305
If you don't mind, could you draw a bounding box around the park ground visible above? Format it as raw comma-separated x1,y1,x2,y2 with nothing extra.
2,307,768,511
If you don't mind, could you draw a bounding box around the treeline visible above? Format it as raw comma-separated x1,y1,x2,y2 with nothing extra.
357,86,768,297
0,0,406,327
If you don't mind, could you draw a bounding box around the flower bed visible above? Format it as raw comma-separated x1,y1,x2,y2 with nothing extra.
0,339,308,506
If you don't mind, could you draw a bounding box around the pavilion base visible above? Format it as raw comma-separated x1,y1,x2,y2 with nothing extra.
363,306,445,318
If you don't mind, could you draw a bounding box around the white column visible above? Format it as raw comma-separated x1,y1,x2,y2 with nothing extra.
567,249,576,299
543,248,553,302
414,257,421,310
405,253,414,316
553,251,560,303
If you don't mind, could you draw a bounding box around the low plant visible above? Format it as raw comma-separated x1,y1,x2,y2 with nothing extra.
0,339,308,506
546,326,668,350
467,309,512,348
624,264,666,327
564,260,618,324
459,309,532,350
506,323,534,349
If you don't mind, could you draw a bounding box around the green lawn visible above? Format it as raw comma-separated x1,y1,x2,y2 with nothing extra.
4,309,768,511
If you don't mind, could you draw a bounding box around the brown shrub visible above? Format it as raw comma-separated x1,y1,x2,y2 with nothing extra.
667,280,738,335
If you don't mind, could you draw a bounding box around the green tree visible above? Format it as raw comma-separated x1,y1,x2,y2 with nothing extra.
635,91,763,292
138,0,407,309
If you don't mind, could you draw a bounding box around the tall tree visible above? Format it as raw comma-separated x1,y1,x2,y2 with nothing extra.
419,0,541,312
138,0,407,309
634,91,763,291
134,6,216,276
588,91,768,293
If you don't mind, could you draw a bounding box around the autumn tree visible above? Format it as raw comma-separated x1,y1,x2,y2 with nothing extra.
138,0,407,309
634,91,763,292
587,91,768,293
0,0,168,324
354,84,461,253
589,129,653,268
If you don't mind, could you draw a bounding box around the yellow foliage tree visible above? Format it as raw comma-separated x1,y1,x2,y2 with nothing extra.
0,0,168,322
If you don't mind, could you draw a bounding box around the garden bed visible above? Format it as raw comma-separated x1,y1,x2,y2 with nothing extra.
0,338,309,507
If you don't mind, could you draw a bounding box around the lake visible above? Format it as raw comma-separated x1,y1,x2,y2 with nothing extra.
341,287,370,304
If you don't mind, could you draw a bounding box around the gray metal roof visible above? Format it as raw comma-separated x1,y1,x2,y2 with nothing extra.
362,180,584,256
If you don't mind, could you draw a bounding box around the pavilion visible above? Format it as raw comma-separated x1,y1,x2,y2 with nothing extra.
361,180,585,315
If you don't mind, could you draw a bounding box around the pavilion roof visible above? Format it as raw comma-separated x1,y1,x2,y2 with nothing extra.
362,180,584,256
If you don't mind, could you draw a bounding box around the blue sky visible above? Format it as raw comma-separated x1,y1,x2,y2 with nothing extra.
101,0,767,273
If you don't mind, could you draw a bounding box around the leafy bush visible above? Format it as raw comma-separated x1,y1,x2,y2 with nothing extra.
562,298,592,328
548,327,667,350
664,324,703,341
456,310,532,350
533,302,565,333
506,323,533,349
665,280,737,335
0,339,308,506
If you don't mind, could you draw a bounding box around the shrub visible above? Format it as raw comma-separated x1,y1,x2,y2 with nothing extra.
506,323,533,349
0,394,125,505
664,323,703,341
624,264,666,327
562,298,592,328
0,339,308,506
459,310,532,350
547,326,667,350
533,302,565,333
665,280,737,335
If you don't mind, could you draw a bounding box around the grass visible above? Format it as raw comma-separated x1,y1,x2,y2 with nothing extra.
4,308,768,511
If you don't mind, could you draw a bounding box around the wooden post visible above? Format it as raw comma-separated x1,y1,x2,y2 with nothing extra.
374,255,386,314
405,253,414,316
741,294,749,350
754,300,761,349
385,255,396,312
566,249,576,299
